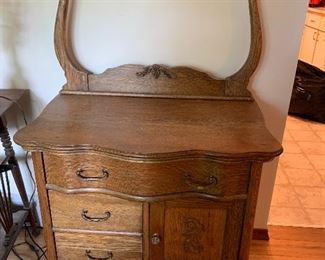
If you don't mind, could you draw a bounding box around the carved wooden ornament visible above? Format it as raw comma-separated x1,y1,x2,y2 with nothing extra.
55,0,262,100
182,217,205,254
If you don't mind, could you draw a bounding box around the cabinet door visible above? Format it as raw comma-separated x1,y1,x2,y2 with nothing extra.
312,31,325,71
149,198,245,260
299,26,318,64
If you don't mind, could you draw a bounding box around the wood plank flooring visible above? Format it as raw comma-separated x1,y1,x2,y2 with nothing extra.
250,226,325,259
5,225,325,259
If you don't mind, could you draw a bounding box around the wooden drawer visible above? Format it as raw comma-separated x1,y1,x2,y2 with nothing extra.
49,191,143,232
55,232,142,260
306,12,322,29
44,152,251,197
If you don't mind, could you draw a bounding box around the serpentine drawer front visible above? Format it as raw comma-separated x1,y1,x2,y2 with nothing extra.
13,1,283,258
55,232,142,260
44,152,251,197
41,150,255,259
49,192,143,232
14,97,283,260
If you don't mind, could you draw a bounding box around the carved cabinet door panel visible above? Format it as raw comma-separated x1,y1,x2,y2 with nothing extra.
149,198,246,260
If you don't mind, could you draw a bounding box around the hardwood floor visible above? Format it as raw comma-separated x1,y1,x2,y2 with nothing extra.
250,226,325,259
6,226,325,259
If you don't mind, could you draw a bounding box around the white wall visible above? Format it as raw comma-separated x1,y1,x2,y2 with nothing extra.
0,0,308,228
253,0,308,227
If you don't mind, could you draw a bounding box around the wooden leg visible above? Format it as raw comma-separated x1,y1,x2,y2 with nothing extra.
0,116,38,234
32,152,57,259
239,162,263,260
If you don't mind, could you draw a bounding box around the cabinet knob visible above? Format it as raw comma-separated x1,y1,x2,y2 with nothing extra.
151,233,161,245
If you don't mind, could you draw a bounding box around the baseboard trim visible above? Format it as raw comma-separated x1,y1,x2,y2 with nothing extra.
253,228,269,241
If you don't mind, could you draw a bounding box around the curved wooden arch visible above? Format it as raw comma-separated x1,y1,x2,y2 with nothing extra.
225,0,262,97
54,0,90,91
55,0,262,100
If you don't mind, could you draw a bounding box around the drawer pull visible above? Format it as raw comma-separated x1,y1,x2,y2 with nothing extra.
81,209,111,222
85,250,113,260
184,174,218,191
151,233,161,245
76,168,109,181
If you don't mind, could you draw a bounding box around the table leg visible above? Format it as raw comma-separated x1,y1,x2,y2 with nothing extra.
0,116,38,234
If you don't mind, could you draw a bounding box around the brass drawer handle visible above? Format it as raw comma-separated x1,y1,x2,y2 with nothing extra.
76,168,109,181
85,250,113,260
81,209,111,222
184,174,218,191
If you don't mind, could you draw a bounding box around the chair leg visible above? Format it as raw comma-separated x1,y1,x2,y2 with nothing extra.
0,117,39,235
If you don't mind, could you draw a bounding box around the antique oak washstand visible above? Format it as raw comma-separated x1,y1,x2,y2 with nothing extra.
14,0,282,259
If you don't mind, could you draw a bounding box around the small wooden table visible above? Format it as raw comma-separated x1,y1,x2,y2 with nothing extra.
0,89,37,260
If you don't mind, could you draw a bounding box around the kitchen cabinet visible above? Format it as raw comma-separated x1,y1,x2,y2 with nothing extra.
300,26,318,64
299,8,325,71
313,31,325,70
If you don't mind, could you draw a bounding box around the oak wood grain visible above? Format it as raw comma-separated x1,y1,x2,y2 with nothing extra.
13,92,283,259
149,198,246,260
88,65,227,99
54,0,262,100
14,1,282,257
56,247,141,260
15,0,282,260
49,191,143,233
148,202,165,259
222,200,246,259
164,206,226,259
225,0,262,97
8,226,325,259
54,0,89,91
52,228,141,237
44,152,251,197
239,162,263,260
143,203,150,260
45,185,247,203
14,94,282,161
31,153,57,259
55,232,142,260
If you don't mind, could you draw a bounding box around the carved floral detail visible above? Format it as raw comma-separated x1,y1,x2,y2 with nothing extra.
182,217,205,254
136,64,177,79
